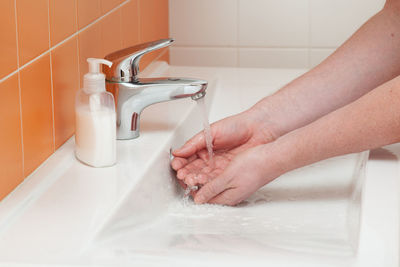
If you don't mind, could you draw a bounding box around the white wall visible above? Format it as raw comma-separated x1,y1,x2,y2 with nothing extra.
169,0,385,69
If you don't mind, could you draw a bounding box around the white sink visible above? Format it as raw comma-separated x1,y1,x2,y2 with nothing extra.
0,63,398,267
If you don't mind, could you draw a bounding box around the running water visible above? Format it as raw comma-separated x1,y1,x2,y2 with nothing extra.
196,97,214,167
179,97,214,202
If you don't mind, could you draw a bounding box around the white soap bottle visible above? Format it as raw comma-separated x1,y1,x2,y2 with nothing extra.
75,58,116,167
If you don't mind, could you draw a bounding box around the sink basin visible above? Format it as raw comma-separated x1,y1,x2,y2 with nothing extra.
0,63,398,267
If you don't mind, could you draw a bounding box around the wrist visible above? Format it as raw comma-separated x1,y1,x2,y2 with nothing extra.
258,134,302,182
244,100,282,142
249,143,288,187
247,94,293,140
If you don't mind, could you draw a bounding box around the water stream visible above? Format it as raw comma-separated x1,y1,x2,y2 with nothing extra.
181,97,214,202
196,97,214,166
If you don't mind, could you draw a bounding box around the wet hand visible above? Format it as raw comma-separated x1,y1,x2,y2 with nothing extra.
192,145,281,206
171,110,277,202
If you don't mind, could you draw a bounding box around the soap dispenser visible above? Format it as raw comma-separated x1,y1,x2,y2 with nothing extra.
75,58,116,167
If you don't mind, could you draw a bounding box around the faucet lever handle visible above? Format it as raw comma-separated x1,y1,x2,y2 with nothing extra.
104,38,174,82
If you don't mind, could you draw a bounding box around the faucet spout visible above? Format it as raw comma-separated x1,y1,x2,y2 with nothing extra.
191,90,206,101
109,77,208,140
139,77,207,100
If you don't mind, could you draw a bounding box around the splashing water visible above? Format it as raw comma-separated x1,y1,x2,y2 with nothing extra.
183,185,199,206
196,97,214,167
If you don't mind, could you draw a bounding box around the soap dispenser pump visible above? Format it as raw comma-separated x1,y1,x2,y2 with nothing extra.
75,58,116,167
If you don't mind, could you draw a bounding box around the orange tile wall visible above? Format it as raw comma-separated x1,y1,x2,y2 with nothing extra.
0,0,169,200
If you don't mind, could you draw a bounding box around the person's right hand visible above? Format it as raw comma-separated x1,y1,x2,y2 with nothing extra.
171,108,278,188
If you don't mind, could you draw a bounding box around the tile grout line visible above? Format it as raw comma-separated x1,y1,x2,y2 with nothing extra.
47,0,56,151
75,0,81,89
14,0,24,178
0,70,19,84
0,0,131,84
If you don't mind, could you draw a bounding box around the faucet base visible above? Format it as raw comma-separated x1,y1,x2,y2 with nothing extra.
117,131,140,140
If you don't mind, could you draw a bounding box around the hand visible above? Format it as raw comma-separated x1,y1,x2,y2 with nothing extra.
193,145,282,205
171,109,277,200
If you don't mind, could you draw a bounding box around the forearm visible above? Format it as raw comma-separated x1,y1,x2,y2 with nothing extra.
267,75,400,176
253,3,400,137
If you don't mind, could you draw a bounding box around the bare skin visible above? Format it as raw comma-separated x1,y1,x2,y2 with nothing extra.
171,111,276,188
172,0,400,205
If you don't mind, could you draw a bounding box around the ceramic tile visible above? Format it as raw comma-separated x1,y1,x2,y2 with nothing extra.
78,23,102,87
51,37,80,149
140,49,165,70
239,48,308,68
310,0,385,47
170,47,237,67
121,0,140,48
49,0,77,46
169,0,237,46
140,0,169,43
100,0,124,14
0,0,18,79
77,0,101,30
0,74,23,200
238,0,309,47
16,0,50,66
309,48,335,68
100,9,122,57
20,54,54,177
140,51,157,70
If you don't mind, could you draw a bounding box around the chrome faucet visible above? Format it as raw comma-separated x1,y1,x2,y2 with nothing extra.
104,39,208,140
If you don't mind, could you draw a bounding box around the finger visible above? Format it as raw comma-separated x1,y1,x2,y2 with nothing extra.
176,157,208,181
176,168,188,180
185,173,197,187
205,168,223,183
190,190,198,198
201,166,213,174
195,173,209,184
177,179,187,189
197,149,209,161
208,188,242,206
184,158,207,174
194,175,230,204
172,131,206,158
190,185,201,198
171,157,187,170
171,154,198,170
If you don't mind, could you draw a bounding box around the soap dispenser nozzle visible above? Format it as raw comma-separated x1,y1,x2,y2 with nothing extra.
87,58,112,73
84,58,113,94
